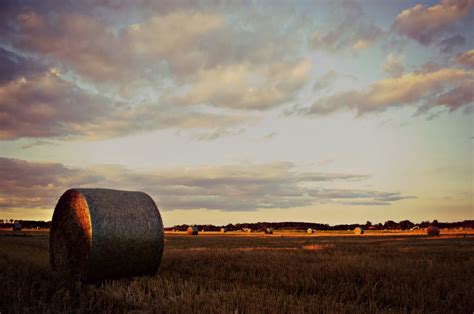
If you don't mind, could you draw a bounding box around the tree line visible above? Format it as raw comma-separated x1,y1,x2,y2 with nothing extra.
167,220,474,232
1,219,473,231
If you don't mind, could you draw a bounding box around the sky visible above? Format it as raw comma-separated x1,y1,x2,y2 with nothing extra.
0,0,473,226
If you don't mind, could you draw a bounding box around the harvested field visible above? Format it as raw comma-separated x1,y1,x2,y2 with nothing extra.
1,231,473,313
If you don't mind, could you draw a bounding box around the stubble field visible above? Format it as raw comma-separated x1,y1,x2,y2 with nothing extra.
1,230,473,313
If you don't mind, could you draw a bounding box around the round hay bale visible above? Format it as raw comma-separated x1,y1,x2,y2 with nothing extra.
426,225,440,236
354,227,364,235
307,228,314,234
264,227,273,234
12,223,22,231
49,188,164,282
220,227,227,233
187,226,199,235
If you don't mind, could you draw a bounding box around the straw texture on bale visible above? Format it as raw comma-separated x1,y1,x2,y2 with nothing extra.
307,228,314,234
50,188,164,282
220,228,227,233
426,225,440,236
354,227,364,235
187,226,199,235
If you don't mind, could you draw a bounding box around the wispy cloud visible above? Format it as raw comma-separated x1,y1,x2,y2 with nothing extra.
309,1,384,53
454,49,474,69
296,67,472,116
0,157,415,212
384,53,405,77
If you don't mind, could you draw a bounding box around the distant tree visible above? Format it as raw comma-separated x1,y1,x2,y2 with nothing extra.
383,220,398,230
431,219,439,226
366,221,372,228
419,221,430,228
399,220,414,230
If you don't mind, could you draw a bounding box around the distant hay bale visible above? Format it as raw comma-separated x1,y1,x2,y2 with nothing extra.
354,227,365,235
220,228,227,233
307,228,314,234
264,227,273,234
12,223,22,231
426,225,440,236
49,188,164,282
187,226,199,235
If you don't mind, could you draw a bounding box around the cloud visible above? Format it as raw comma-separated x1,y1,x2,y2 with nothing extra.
0,157,102,210
263,132,277,140
435,80,474,110
0,59,247,140
185,127,246,142
0,69,112,139
393,0,474,45
384,53,405,77
8,10,124,82
309,1,384,52
438,34,466,53
1,5,309,93
0,3,314,141
313,71,358,93
0,48,48,83
167,59,311,110
5,10,224,83
298,67,472,116
0,157,414,213
313,71,337,92
454,49,474,69
1,1,470,144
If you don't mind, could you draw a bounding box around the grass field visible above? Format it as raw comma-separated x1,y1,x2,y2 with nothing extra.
1,231,473,313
